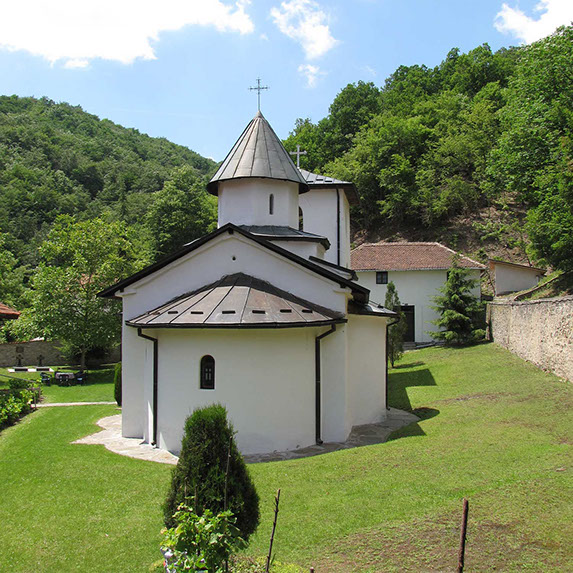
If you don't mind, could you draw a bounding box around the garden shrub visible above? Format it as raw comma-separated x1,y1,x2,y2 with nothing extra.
161,502,245,572
164,404,259,541
0,389,34,430
114,362,122,406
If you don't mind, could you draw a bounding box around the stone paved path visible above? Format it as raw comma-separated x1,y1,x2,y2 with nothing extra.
73,415,179,465
37,401,117,407
73,407,419,465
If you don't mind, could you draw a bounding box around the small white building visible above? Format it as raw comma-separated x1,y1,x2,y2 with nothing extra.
351,242,484,344
101,112,394,456
489,259,545,296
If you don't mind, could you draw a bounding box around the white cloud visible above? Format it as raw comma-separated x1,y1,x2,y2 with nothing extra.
298,63,324,88
271,0,338,59
361,64,377,77
0,0,254,67
495,0,573,43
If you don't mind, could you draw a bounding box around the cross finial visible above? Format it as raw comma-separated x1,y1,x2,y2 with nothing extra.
249,77,269,111
289,144,307,168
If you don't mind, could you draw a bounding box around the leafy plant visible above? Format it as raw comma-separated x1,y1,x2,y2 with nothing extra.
164,404,259,540
161,503,246,573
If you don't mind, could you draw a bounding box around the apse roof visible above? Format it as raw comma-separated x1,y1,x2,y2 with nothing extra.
207,111,308,195
126,273,345,329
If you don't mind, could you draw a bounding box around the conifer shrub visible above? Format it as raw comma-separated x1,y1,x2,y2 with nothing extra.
114,362,122,406
431,254,485,345
163,404,259,540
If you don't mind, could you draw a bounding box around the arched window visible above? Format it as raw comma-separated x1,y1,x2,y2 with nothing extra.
269,194,274,215
298,206,304,230
200,355,215,389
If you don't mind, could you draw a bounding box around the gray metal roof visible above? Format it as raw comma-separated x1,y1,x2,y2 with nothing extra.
126,273,345,329
238,225,330,249
208,111,309,195
299,168,359,204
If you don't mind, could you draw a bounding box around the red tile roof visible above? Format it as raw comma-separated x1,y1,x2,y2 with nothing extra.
351,242,485,271
0,302,20,319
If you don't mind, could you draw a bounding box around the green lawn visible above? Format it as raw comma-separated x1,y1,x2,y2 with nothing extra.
0,344,571,572
0,365,115,403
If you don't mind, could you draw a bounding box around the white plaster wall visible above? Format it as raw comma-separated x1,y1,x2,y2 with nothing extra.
120,233,348,320
269,239,325,260
299,188,351,267
150,328,318,455
494,265,543,295
121,325,145,438
356,270,481,343
320,324,349,443
346,314,388,427
218,179,299,228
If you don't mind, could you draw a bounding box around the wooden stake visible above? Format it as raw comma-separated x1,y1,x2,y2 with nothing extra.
266,489,281,573
224,435,233,511
457,498,469,573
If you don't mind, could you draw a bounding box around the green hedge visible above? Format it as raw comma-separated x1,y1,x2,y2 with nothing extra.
0,389,34,430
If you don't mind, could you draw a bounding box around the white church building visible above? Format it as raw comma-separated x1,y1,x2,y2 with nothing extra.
100,111,394,456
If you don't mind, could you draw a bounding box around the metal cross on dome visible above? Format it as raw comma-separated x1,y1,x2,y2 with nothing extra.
289,144,307,168
249,77,269,111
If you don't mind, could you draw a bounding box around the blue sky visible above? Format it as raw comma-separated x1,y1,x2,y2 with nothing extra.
1,0,571,160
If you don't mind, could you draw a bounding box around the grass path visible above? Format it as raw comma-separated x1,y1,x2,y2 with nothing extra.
0,344,571,571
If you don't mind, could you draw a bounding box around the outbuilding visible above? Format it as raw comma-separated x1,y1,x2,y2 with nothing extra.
351,242,484,344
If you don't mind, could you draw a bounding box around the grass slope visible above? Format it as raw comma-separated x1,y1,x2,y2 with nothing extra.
0,344,570,571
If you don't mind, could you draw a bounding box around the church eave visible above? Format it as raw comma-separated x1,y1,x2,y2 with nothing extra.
98,223,369,304
127,318,347,330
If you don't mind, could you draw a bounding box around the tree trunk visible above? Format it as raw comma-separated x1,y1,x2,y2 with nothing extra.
80,349,86,371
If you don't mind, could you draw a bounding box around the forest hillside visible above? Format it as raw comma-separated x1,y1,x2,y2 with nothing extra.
284,25,572,276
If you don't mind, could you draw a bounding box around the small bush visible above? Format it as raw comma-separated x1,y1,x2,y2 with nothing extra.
8,378,31,391
114,362,122,406
0,389,34,430
164,404,259,541
161,502,245,572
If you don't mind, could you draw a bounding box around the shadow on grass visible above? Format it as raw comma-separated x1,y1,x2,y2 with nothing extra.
392,361,425,369
388,367,439,440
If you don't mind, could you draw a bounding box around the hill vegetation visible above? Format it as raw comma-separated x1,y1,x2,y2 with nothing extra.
284,25,573,273
0,96,217,310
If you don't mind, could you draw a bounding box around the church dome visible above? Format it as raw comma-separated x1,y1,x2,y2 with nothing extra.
207,111,309,195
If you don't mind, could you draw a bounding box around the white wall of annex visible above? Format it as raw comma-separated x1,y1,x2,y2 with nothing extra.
356,270,481,343
151,328,318,455
218,179,299,228
320,324,349,443
299,188,351,268
269,239,325,261
346,314,387,426
494,264,543,295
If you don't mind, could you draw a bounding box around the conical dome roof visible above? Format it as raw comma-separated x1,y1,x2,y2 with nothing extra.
207,111,309,195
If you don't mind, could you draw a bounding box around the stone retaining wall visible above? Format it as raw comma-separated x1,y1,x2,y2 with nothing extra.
488,296,573,382
0,339,120,367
